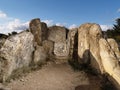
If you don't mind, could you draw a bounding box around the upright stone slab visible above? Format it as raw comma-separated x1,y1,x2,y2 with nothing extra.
78,23,103,73
41,22,48,41
89,24,103,73
99,38,120,89
29,18,42,46
54,41,69,57
34,45,47,65
42,40,54,57
107,39,120,61
67,28,78,60
0,31,34,81
48,26,67,42
47,26,69,59
78,23,91,64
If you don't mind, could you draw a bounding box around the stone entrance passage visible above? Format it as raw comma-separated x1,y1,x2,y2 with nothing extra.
0,18,119,90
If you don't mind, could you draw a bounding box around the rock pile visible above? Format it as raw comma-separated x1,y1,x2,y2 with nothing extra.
78,23,120,89
0,18,72,82
0,18,120,89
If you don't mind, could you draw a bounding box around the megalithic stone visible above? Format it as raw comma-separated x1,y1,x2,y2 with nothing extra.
78,23,104,73
29,18,42,46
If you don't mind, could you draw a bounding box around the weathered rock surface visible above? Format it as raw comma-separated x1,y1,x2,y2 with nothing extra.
34,45,47,65
1,18,120,89
0,31,34,81
29,19,50,65
78,24,91,64
30,20,70,61
0,38,6,49
78,23,103,72
78,23,120,89
48,26,69,59
89,24,103,73
54,42,69,57
29,18,42,46
29,19,48,46
48,26,67,42
107,39,120,61
41,22,48,41
99,38,120,89
67,28,78,60
42,40,54,58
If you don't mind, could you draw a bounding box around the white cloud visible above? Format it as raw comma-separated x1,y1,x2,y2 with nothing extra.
6,19,29,31
0,10,29,34
69,24,78,29
0,11,7,18
0,19,29,34
42,19,67,27
100,25,113,31
0,10,113,34
42,20,53,26
55,23,67,27
56,23,63,26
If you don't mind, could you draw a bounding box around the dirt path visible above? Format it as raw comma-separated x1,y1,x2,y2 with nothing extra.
5,63,101,90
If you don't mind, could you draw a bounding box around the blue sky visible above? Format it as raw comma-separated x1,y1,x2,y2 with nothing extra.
0,0,120,33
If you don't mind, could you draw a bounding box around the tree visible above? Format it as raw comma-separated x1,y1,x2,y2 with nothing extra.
113,18,120,34
105,18,120,43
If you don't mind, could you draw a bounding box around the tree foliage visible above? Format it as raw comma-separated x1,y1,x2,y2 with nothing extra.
105,18,120,43
113,18,120,33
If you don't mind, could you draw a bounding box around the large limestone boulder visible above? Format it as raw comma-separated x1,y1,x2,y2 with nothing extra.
42,40,54,57
47,26,69,59
34,40,54,65
78,23,103,72
29,19,48,46
107,39,120,61
78,23,91,64
29,18,42,46
0,31,34,81
48,26,67,42
89,24,103,73
99,38,120,89
54,42,69,57
34,45,47,65
78,23,120,88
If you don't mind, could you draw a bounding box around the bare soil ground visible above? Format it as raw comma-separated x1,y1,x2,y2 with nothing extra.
5,62,101,90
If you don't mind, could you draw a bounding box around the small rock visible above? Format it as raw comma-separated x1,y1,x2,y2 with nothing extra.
20,79,24,82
